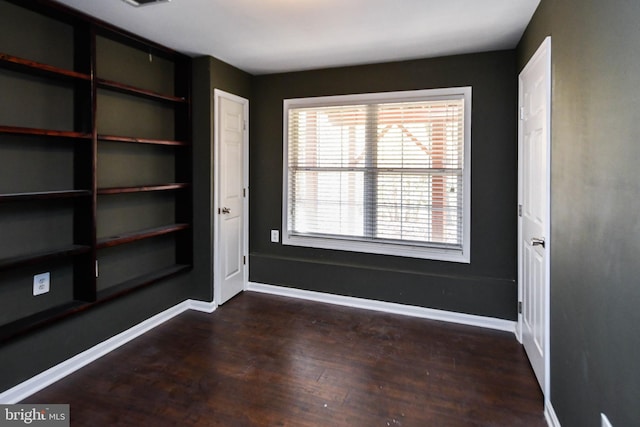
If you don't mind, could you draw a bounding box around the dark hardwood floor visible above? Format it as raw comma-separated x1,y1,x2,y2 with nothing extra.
24,292,546,426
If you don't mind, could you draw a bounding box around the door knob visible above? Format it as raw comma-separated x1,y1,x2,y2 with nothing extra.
221,207,231,214
531,237,545,248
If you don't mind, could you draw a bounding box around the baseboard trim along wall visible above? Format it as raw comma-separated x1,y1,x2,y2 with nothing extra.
2,284,517,404
0,299,217,404
246,282,517,334
545,400,561,427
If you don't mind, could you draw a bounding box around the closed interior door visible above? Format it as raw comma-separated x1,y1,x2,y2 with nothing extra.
215,91,248,304
519,37,551,394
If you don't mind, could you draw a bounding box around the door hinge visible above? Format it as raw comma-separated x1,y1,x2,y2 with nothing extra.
519,106,525,120
243,256,246,265
243,188,246,198
518,204,523,217
218,207,221,215
243,120,247,131
518,301,523,314
95,260,99,278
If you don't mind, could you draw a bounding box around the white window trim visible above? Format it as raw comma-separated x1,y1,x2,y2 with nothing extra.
282,87,471,263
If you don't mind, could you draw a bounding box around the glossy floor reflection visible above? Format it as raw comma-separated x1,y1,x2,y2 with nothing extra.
25,292,546,426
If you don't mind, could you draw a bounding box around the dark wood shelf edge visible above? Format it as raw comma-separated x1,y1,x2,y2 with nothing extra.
97,134,187,146
97,183,189,195
97,78,186,103
0,264,191,343
0,126,92,139
97,224,190,249
0,300,90,343
0,190,92,202
0,245,92,272
0,52,91,81
97,264,191,302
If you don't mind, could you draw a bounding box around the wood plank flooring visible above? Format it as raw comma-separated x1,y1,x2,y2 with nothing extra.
24,292,546,426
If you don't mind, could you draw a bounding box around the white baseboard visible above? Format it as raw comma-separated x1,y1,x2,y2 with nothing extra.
247,282,516,334
1,285,518,405
187,299,218,313
545,399,561,427
0,299,216,404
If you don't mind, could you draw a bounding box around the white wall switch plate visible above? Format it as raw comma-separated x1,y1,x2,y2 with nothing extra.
33,272,50,296
271,229,280,243
601,413,613,427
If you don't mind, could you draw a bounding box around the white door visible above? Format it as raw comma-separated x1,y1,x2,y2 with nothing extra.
518,37,551,394
214,90,248,305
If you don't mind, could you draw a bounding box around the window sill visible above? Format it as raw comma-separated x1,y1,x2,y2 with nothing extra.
283,234,470,263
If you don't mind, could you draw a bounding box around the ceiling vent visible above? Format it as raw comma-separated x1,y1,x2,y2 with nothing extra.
121,0,171,7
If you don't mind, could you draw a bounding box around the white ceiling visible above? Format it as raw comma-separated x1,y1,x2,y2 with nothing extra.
52,0,540,75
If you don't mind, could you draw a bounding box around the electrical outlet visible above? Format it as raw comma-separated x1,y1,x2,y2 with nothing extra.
271,229,280,243
33,272,50,296
601,413,613,427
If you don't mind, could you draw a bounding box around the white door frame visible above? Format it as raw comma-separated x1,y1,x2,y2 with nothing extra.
213,88,249,305
517,36,551,399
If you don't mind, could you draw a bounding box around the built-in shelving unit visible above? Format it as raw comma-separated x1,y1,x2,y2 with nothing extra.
97,134,187,146
0,245,92,273
0,301,90,343
97,183,189,195
96,224,190,249
0,52,91,81
0,190,91,203
96,264,191,302
0,125,92,139
96,78,186,103
0,0,192,342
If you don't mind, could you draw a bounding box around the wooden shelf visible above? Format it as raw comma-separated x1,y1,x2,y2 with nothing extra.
0,263,191,342
0,125,92,140
97,134,187,146
0,245,91,272
0,264,191,343
0,300,90,343
97,183,188,195
97,264,191,302
97,78,186,103
0,190,91,203
97,223,190,249
0,0,193,343
0,52,91,81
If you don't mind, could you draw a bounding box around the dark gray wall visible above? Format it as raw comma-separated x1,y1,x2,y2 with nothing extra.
0,277,190,391
191,56,252,301
250,51,518,320
518,0,640,425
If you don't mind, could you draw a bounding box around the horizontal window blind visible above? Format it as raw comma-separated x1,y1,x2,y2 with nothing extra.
284,88,470,260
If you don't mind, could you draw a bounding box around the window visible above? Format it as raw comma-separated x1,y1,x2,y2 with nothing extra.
283,87,471,262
